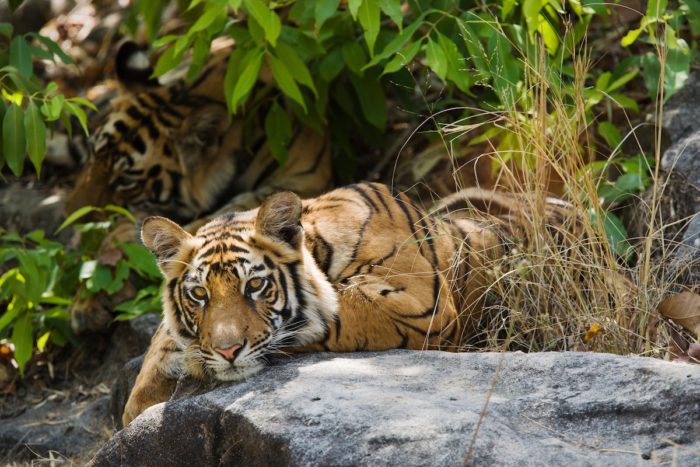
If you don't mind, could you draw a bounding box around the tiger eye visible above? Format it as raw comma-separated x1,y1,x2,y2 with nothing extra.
189,286,208,301
247,278,265,292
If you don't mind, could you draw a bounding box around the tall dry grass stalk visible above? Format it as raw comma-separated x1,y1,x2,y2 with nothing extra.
413,30,693,358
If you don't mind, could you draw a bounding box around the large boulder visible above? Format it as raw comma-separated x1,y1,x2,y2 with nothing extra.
92,351,699,466
655,72,700,282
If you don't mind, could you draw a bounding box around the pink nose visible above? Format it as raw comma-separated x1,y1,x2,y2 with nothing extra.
214,343,242,362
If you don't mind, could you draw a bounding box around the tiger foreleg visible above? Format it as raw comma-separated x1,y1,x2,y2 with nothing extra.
122,323,184,426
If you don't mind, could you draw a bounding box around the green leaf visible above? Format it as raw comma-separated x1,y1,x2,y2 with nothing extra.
244,0,282,46
86,263,113,293
152,34,179,48
590,210,634,261
41,94,64,122
265,101,293,165
488,30,521,107
621,28,642,47
348,0,362,19
358,0,380,56
425,37,447,81
103,204,137,223
153,45,185,78
382,39,422,75
664,39,690,99
342,41,367,76
120,243,161,279
223,47,246,114
56,205,99,233
350,71,386,131
379,0,403,29
315,0,340,30
501,0,517,19
105,260,130,294
36,331,51,352
3,104,26,177
597,121,622,148
537,14,559,55
270,55,307,112
608,93,639,112
275,42,317,96
607,68,638,92
646,0,668,18
11,312,33,376
187,37,211,81
24,102,46,177
230,48,263,112
0,293,22,332
364,18,422,69
0,23,13,38
458,18,490,82
640,52,661,98
319,49,345,82
10,36,32,78
63,101,89,136
30,34,75,65
522,0,543,36
436,31,470,92
189,3,226,33
595,71,611,91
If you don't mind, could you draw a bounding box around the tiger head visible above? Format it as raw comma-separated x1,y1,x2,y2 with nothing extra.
64,42,243,223
141,192,338,380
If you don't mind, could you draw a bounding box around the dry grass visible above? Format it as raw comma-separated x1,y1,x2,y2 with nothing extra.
398,33,697,359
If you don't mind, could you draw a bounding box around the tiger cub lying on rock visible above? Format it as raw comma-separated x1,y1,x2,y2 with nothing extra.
123,182,578,425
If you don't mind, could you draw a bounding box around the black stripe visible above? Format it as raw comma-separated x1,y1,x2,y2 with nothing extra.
366,183,393,218
294,138,328,177
348,184,379,213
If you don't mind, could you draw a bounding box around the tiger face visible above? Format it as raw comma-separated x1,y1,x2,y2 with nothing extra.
64,42,240,223
141,192,338,381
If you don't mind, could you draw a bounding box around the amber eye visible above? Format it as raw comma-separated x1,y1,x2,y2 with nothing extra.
187,286,208,303
246,277,267,294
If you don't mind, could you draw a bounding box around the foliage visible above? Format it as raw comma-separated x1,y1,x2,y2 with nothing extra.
0,22,96,178
0,230,77,375
0,208,162,375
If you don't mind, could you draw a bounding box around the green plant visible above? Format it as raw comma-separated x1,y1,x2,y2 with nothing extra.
0,207,162,375
0,230,78,375
57,206,164,319
0,22,95,177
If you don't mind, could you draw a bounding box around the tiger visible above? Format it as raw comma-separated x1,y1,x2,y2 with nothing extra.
64,40,332,229
64,41,332,333
121,182,580,426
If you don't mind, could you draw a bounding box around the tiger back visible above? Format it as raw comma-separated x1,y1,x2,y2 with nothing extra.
64,41,332,228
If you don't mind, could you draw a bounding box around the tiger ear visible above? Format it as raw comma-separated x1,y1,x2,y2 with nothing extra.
176,104,230,169
115,41,159,90
141,217,192,275
255,192,303,248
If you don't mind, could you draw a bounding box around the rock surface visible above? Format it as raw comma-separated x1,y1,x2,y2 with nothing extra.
92,351,700,466
629,71,700,284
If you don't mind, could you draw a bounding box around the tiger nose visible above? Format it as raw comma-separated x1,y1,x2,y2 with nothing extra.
214,343,243,362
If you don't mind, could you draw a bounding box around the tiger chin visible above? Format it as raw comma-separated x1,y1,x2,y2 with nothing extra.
122,182,581,426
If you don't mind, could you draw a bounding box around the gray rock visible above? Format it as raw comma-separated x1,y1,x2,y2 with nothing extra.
92,351,700,466
0,184,68,240
635,72,700,284
0,395,112,463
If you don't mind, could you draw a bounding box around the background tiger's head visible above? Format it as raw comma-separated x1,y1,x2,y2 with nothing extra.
141,192,338,381
64,42,241,223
